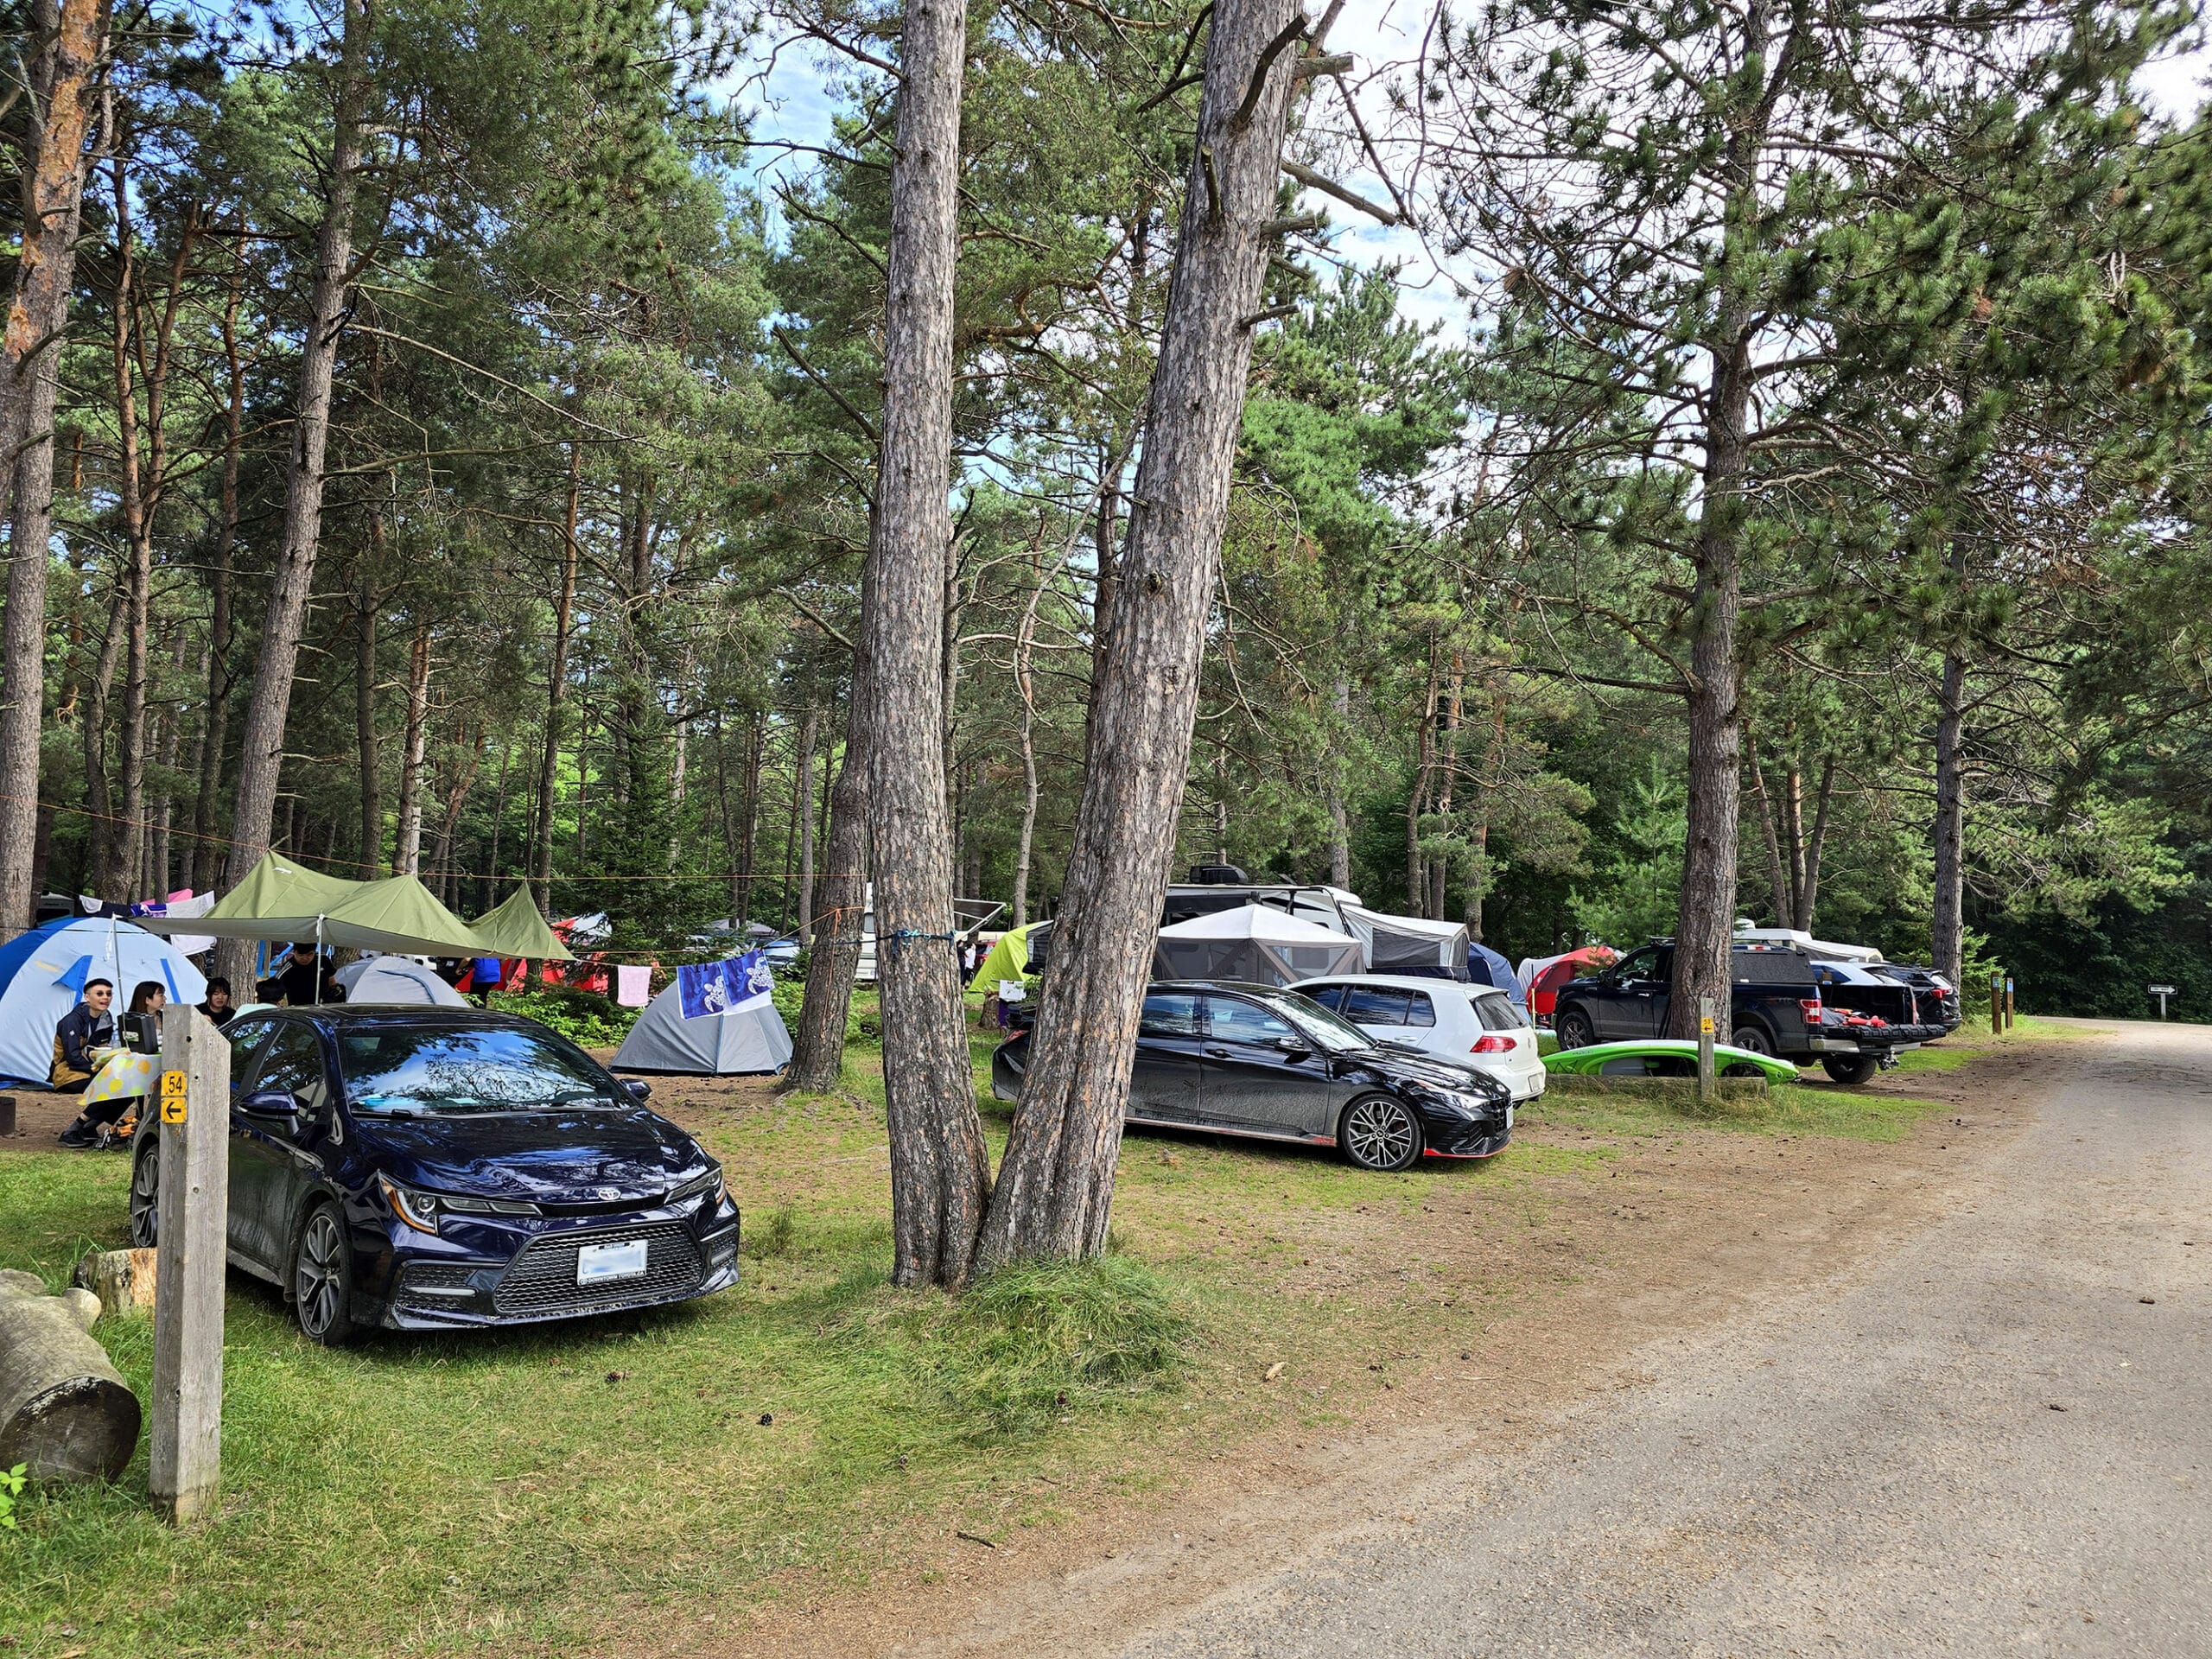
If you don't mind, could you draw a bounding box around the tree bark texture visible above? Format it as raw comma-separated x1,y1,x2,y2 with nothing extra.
866,0,992,1289
217,0,366,984
977,0,1307,1273
0,0,110,935
1931,651,1967,983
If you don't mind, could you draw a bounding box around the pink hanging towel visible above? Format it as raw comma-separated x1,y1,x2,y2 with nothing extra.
615,964,652,1007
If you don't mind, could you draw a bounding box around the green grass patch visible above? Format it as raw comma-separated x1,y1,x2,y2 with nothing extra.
0,1149,1199,1659
1524,1078,1942,1142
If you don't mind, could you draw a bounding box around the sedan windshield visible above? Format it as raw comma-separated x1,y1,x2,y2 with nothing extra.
337,1025,625,1116
1256,992,1377,1054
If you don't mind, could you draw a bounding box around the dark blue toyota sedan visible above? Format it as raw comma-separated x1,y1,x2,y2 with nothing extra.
129,1007,741,1344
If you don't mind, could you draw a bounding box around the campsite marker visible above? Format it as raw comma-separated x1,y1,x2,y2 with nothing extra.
150,1006,229,1525
2150,983,2177,1020
1696,996,1717,1103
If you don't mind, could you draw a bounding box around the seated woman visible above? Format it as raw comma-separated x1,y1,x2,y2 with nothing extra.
122,980,168,1053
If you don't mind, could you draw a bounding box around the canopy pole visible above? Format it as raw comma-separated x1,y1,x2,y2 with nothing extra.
314,916,324,1007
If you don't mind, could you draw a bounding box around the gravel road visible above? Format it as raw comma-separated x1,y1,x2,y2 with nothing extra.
1101,1020,2210,1657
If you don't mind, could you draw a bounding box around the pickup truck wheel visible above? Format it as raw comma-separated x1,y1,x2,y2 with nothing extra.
1820,1053,1878,1086
1554,1008,1596,1050
1728,1026,1775,1056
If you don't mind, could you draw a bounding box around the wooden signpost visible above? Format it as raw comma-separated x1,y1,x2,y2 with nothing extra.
149,1004,228,1524
1696,996,1717,1103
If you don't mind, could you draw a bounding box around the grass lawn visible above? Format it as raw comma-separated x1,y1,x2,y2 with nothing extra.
0,995,2025,1656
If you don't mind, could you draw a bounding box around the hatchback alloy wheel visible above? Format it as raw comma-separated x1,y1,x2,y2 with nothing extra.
1340,1094,1422,1172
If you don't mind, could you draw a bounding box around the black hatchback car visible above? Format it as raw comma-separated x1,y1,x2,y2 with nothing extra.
992,982,1512,1171
130,1007,741,1344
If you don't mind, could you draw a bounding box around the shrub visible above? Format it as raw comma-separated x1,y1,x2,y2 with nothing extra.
488,986,638,1047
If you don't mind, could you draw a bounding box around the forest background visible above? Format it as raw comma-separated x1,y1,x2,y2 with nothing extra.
3,0,2211,1021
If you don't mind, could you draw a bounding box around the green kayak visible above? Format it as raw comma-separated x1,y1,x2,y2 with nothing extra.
1542,1038,1799,1082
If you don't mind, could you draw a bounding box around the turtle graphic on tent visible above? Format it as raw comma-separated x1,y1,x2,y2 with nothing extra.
0,917,208,1089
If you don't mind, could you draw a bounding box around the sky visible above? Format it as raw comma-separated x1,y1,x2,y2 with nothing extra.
724,1,2212,347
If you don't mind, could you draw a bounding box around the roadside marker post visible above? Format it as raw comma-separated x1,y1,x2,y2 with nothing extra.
149,1004,229,1524
1696,997,1716,1103
2005,978,2016,1031
1990,974,2003,1036
2151,983,2177,1020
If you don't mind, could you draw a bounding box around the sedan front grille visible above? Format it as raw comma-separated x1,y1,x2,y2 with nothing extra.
492,1221,703,1318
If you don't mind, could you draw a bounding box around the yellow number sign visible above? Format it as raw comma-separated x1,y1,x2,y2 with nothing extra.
1699,1015,1714,1035
160,1069,188,1096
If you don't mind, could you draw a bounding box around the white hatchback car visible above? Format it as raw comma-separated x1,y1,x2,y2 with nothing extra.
1289,974,1548,1103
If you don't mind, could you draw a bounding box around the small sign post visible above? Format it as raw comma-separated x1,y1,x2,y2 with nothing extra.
149,1004,229,1524
1696,996,1716,1103
1990,973,2003,1036
2150,983,2177,1020
2005,977,2016,1031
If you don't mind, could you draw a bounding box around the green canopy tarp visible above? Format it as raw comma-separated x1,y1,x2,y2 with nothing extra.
135,852,494,957
470,885,575,961
973,924,1034,991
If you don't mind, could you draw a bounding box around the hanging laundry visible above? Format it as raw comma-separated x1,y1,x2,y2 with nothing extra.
615,964,652,1007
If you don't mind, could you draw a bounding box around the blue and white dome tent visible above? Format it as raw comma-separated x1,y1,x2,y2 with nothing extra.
0,916,209,1088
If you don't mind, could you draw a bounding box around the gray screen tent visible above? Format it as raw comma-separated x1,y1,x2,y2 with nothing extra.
612,982,792,1075
1151,904,1363,988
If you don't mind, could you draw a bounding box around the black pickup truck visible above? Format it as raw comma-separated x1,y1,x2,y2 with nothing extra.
1551,941,1949,1084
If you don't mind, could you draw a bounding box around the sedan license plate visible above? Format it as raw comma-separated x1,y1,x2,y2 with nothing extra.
576,1238,648,1287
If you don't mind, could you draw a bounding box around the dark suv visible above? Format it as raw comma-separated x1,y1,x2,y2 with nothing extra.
1551,942,1948,1084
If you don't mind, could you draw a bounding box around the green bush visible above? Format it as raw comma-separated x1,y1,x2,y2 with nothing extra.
488,986,638,1047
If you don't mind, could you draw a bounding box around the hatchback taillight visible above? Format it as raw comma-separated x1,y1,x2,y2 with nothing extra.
1471,1035,1514,1053
1800,997,1824,1027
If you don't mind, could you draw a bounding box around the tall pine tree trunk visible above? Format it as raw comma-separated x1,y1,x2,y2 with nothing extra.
868,0,990,1289
1666,298,1750,1037
793,702,817,943
353,557,382,872
1745,733,1790,925
1325,673,1350,890
0,0,109,935
218,0,366,983
786,595,873,1094
977,0,1308,1272
532,441,581,913
1794,757,1835,933
1931,652,1967,983
189,229,246,892
393,624,431,874
1011,538,1046,928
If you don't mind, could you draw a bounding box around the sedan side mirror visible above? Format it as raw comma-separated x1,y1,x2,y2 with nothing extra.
240,1087,300,1122
621,1077,652,1102
1273,1035,1312,1058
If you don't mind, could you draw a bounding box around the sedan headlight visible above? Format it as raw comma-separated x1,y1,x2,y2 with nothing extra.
380,1176,442,1234
380,1177,539,1232
670,1163,728,1206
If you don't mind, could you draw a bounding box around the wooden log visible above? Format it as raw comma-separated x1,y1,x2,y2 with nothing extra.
0,1269,141,1484
73,1247,159,1319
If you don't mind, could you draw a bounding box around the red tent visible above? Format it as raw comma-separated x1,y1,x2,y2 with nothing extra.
1522,945,1618,1018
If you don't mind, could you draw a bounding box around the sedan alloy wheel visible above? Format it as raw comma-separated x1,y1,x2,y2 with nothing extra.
129,1146,159,1247
294,1203,357,1345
